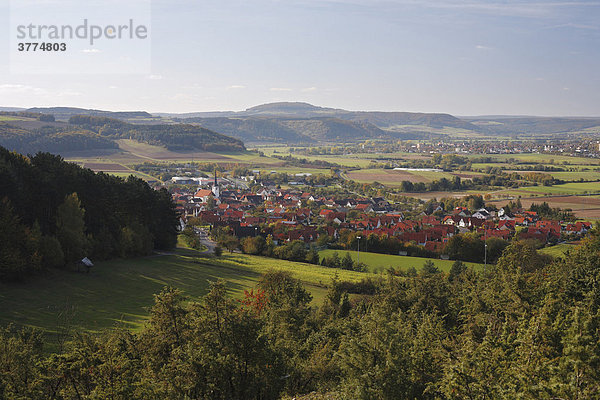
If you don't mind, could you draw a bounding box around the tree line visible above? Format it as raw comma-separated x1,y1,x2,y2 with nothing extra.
0,146,179,281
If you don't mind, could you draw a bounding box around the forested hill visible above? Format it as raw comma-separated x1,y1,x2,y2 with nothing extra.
0,112,245,155
27,107,152,121
172,102,479,143
69,115,245,152
0,146,179,281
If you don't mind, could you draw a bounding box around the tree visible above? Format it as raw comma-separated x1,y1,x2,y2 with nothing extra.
448,260,466,282
38,234,64,269
341,252,354,270
242,235,265,255
219,235,240,253
56,193,89,264
206,196,216,211
421,259,440,275
305,246,320,264
0,198,41,280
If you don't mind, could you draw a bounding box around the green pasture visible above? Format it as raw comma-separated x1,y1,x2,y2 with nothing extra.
0,247,376,347
319,249,483,274
538,243,578,258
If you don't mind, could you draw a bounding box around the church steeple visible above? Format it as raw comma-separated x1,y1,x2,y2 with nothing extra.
212,168,220,198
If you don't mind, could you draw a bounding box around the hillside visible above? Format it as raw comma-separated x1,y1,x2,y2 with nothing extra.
5,103,600,144
0,121,119,155
69,115,245,152
187,116,387,143
171,102,486,142
192,117,310,143
27,107,153,121
0,112,245,155
465,116,600,136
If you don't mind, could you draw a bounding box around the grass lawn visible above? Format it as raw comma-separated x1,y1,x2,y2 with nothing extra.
0,247,375,349
319,249,483,274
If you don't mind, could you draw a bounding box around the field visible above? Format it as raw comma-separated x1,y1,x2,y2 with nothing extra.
0,116,26,121
469,153,600,166
516,182,600,196
319,249,484,273
345,168,454,185
538,243,578,258
489,194,600,219
0,247,375,349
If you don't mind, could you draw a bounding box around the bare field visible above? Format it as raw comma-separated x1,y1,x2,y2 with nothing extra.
347,169,429,184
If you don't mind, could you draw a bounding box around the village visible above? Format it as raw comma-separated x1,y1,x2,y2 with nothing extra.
170,175,592,263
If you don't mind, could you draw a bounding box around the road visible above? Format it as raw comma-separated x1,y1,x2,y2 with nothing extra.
194,227,217,254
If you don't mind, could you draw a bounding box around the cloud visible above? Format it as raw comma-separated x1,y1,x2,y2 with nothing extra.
270,87,292,91
301,87,317,92
226,85,246,90
82,48,101,53
0,84,47,95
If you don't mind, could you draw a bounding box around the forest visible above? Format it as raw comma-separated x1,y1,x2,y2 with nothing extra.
69,115,246,152
1,232,600,399
0,146,179,281
0,113,245,155
0,123,118,155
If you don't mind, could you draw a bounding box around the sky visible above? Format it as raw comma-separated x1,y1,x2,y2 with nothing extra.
0,0,599,116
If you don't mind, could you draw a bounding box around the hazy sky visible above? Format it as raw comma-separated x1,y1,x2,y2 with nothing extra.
1,0,599,115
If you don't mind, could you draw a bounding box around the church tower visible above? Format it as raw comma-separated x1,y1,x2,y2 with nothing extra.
212,169,220,198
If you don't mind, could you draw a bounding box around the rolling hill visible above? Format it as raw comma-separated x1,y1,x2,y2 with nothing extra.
27,107,154,122
182,115,388,143
0,112,245,155
4,102,600,146
171,102,477,143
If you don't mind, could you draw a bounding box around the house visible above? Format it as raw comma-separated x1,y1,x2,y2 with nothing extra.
355,203,373,213
472,209,491,220
319,209,335,218
193,189,215,203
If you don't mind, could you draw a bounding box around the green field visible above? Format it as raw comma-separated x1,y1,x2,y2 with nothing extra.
0,247,375,348
319,249,483,273
538,243,578,258
469,153,600,166
519,182,600,195
0,116,25,121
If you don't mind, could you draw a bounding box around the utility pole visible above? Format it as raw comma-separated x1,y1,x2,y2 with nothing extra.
357,236,361,265
484,223,487,273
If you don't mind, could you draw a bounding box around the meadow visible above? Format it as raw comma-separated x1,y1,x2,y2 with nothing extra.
0,247,375,347
538,243,578,258
319,249,484,274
